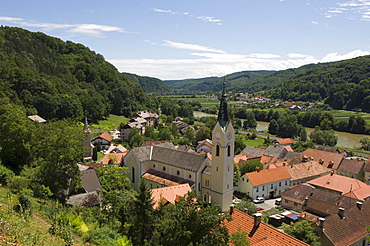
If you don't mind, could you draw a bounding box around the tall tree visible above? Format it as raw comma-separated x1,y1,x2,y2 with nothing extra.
268,119,279,135
282,220,320,246
31,119,85,194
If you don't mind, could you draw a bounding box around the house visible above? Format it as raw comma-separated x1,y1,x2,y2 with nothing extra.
124,83,235,211
121,121,144,141
91,132,113,150
281,183,359,215
289,105,301,111
131,110,159,126
285,160,332,187
176,121,194,135
274,138,294,146
336,158,365,180
301,148,344,170
101,152,129,165
317,145,347,157
27,115,46,124
105,144,128,154
225,207,309,246
120,110,159,141
238,167,291,199
307,173,370,201
314,200,370,246
196,139,213,153
151,183,192,209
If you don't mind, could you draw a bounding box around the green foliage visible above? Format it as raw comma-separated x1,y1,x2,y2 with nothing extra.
233,199,257,215
282,220,320,246
85,227,123,246
124,72,171,94
234,134,246,154
309,127,338,147
8,175,31,194
0,26,157,122
292,141,316,152
234,162,241,184
230,227,250,246
268,119,279,135
95,165,130,192
0,164,15,185
153,192,229,246
240,160,263,176
360,137,370,151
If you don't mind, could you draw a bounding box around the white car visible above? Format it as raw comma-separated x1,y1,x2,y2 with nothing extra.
253,197,265,204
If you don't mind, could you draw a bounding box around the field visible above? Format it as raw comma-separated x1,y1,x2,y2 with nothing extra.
90,114,129,137
331,110,370,124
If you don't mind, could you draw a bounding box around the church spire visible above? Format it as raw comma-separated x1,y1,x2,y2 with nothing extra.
217,78,230,130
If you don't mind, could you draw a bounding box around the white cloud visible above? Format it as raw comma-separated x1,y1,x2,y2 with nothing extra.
152,8,222,25
311,20,319,24
108,50,370,80
0,16,127,37
162,40,226,53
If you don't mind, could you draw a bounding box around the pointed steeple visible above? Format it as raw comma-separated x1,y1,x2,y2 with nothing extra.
83,116,90,133
217,78,230,130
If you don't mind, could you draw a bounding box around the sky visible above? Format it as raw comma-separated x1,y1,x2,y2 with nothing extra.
1,0,370,80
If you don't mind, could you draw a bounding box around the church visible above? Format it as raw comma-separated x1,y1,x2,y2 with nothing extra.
123,82,234,211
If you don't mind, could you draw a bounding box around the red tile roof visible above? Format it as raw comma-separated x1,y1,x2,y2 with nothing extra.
301,148,343,169
101,151,129,165
93,132,113,142
151,183,192,209
245,167,291,186
225,209,309,246
276,138,294,145
307,173,370,201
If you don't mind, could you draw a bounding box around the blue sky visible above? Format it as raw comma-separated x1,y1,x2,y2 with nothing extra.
1,0,370,80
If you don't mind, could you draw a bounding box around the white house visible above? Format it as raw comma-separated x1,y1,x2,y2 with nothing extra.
238,167,291,199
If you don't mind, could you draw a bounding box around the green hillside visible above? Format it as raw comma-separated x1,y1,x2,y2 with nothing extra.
0,26,157,122
124,72,171,94
270,55,370,111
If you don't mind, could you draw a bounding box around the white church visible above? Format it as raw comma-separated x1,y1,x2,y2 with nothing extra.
123,82,234,211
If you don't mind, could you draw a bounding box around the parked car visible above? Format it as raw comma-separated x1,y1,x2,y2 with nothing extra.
253,197,265,204
257,207,264,211
275,198,281,205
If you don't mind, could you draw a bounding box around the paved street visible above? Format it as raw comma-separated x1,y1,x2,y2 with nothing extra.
255,198,280,211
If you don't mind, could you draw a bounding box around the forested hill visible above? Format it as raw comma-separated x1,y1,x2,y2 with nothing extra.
164,70,273,92
269,55,370,111
123,72,171,94
0,26,157,122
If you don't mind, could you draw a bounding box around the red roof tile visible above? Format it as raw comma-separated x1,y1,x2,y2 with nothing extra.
225,209,308,246
151,184,192,209
245,167,291,186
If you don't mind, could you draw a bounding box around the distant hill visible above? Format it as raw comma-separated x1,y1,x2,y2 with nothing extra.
270,55,370,111
124,72,171,94
0,26,157,122
164,71,273,92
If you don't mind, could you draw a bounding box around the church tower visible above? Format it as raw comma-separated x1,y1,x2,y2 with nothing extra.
210,80,234,211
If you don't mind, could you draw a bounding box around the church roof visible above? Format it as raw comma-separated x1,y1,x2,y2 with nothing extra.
130,145,207,172
217,80,230,130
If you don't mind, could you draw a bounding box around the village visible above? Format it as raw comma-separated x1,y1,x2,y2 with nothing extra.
51,86,370,246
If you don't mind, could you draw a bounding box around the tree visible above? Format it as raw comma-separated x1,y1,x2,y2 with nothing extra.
268,119,279,135
309,127,338,147
128,128,144,148
0,102,34,172
234,134,246,155
153,192,229,246
95,165,130,192
242,111,257,130
240,160,263,176
233,199,257,215
360,137,370,151
230,227,250,246
277,114,298,138
234,162,241,185
128,180,156,245
31,119,85,195
158,126,173,141
282,220,320,246
296,124,307,141
194,126,211,144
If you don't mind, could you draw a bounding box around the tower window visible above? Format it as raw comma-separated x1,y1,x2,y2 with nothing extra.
228,145,231,157
177,171,180,175
163,167,166,171
132,167,135,183
216,145,220,156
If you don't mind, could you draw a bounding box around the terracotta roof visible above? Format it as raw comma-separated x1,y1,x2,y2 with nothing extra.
93,132,113,142
151,183,192,209
317,199,370,246
101,152,128,165
225,209,309,246
301,149,343,169
307,173,370,201
234,154,250,164
363,158,370,172
337,159,364,175
245,167,291,186
283,145,294,152
275,138,294,145
142,169,195,187
285,161,331,182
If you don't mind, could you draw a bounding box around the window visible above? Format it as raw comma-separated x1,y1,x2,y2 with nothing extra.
163,167,166,171
227,184,229,189
228,165,230,172
189,174,192,179
198,183,201,191
246,179,249,183
262,186,265,191
279,182,281,187
153,164,156,168
227,145,231,156
285,180,288,185
177,171,180,175
216,145,220,156
285,199,289,203
216,167,218,172
132,167,135,183
242,178,244,181
271,184,273,189
256,187,259,192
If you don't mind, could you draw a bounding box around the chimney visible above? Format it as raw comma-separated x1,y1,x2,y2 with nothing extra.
339,207,345,219
304,196,309,206
319,217,325,230
254,213,262,227
244,208,249,214
230,204,234,215
356,201,363,210
330,171,334,176
256,167,260,172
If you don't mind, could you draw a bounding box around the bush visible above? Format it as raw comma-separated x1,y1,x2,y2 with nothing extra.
8,176,31,194
0,165,15,185
30,182,53,199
